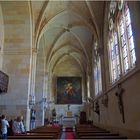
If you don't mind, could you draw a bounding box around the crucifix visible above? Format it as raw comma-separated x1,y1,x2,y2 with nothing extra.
115,83,125,123
67,104,70,110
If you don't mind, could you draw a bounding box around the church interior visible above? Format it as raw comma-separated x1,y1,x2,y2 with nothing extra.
0,0,140,139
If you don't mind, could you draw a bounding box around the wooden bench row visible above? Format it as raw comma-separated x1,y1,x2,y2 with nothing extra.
8,125,62,139
75,124,127,139
79,135,127,139
8,135,55,139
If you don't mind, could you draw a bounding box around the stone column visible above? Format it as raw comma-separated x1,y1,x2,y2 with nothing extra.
87,66,92,98
46,72,53,121
42,73,48,125
26,48,37,131
82,72,87,102
0,4,4,70
0,51,3,70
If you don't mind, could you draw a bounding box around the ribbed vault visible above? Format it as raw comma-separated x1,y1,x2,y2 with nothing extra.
31,1,105,102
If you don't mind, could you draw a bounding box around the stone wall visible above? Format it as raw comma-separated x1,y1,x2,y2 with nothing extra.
92,2,140,138
0,2,31,124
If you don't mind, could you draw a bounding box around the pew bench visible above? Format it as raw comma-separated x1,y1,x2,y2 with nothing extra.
79,135,127,139
8,125,62,139
8,135,55,139
78,132,119,136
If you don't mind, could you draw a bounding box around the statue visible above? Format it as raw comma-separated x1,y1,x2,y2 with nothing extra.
94,100,100,122
115,83,125,123
87,97,94,112
101,94,108,108
52,108,56,117
67,104,70,110
94,101,100,115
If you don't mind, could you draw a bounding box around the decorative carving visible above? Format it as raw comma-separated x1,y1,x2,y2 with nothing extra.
118,0,123,10
65,28,70,32
101,94,108,108
94,100,100,122
115,83,125,123
97,47,103,56
67,24,72,29
109,18,114,31
94,100,100,115
87,97,93,103
108,0,124,31
94,47,103,58
110,0,117,14
87,97,94,110
32,48,37,54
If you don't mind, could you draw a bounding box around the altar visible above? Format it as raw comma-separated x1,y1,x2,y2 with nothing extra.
62,111,79,127
66,111,73,117
62,116,77,127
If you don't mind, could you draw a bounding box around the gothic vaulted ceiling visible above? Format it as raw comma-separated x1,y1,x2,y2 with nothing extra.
33,1,105,75
21,1,105,75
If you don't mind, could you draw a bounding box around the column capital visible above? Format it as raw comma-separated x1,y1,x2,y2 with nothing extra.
87,66,92,76
32,48,37,54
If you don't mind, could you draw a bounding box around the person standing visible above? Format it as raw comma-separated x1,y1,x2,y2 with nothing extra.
1,115,9,140
12,116,25,134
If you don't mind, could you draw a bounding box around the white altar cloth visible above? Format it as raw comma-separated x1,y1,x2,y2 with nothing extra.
62,116,76,127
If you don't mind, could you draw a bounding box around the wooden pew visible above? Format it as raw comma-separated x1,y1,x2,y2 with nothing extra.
79,135,127,139
8,125,62,139
8,135,55,139
76,128,110,133
78,132,119,136
76,124,104,129
75,124,127,139
30,126,61,133
77,131,110,133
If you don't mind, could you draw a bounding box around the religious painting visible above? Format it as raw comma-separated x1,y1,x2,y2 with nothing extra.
56,77,82,104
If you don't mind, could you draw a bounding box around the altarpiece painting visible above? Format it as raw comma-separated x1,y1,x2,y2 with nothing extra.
56,77,82,104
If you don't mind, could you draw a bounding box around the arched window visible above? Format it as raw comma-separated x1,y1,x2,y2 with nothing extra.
108,1,136,83
94,42,102,96
118,3,136,73
108,31,121,82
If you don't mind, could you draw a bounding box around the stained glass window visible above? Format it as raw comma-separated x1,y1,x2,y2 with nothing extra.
125,6,136,67
109,31,120,82
94,43,102,96
94,66,98,96
108,1,136,83
118,4,136,73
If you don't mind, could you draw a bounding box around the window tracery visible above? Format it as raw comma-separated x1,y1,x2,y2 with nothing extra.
108,1,136,83
94,42,102,96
